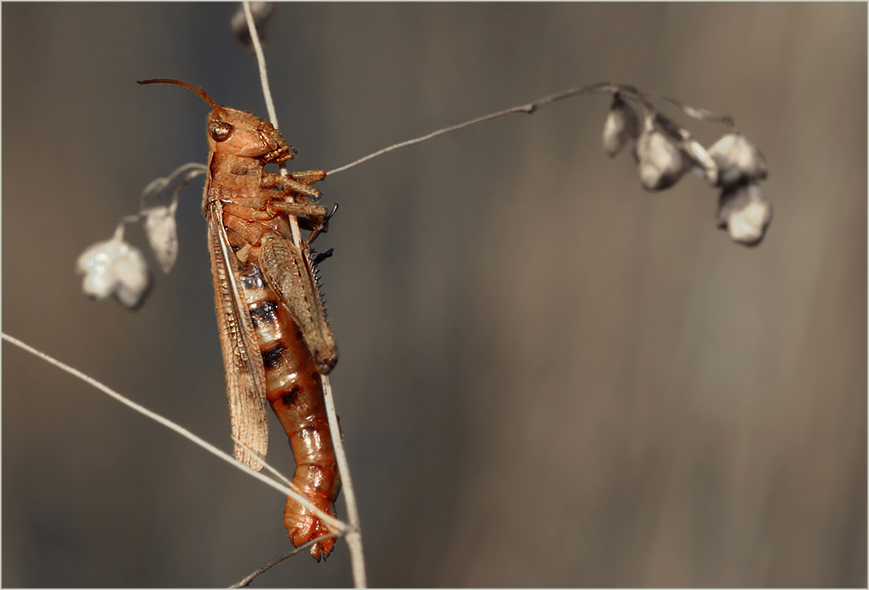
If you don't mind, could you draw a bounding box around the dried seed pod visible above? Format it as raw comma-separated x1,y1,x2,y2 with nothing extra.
77,236,152,309
144,203,179,274
602,93,639,157
716,182,773,246
708,132,768,186
635,119,688,191
232,2,276,50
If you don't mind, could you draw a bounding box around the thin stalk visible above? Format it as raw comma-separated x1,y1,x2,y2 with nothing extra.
241,3,367,586
0,333,346,534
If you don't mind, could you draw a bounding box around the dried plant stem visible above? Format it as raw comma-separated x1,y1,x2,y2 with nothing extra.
0,333,347,534
242,3,367,586
114,163,207,242
232,435,294,488
327,81,735,176
140,162,208,209
242,1,279,131
322,376,366,585
242,0,300,247
229,533,340,588
229,436,343,531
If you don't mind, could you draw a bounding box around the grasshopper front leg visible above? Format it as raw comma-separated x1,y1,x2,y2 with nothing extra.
262,170,331,245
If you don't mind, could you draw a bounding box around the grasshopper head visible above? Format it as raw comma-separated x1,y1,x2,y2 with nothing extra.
205,106,295,164
138,78,296,164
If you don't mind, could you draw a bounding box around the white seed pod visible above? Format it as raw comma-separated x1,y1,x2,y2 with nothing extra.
716,182,773,246
232,2,276,50
707,133,768,186
77,236,152,309
602,93,639,157
635,123,688,191
144,203,179,274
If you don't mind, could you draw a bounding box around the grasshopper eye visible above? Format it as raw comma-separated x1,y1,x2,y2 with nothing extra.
209,120,233,142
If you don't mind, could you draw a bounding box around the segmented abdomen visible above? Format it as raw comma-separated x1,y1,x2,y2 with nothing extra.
239,261,340,561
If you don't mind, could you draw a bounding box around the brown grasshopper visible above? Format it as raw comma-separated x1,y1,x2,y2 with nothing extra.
139,79,340,560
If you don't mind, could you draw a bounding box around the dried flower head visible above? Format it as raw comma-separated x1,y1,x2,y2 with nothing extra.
602,93,639,158
144,203,179,274
716,181,773,246
77,235,152,309
708,132,768,187
635,119,688,191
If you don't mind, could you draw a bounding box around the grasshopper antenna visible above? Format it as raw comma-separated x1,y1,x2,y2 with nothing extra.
137,78,224,112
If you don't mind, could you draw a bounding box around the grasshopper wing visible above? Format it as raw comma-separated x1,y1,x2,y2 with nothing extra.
259,233,337,374
208,202,270,470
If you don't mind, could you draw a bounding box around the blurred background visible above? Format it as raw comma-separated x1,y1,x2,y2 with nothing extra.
3,3,866,587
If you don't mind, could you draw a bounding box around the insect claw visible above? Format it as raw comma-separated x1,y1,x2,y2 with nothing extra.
305,204,338,246
319,203,340,236
324,203,339,230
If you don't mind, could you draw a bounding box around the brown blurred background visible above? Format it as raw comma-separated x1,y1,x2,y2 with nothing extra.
3,3,866,587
